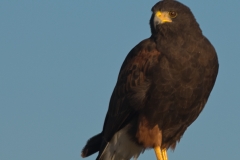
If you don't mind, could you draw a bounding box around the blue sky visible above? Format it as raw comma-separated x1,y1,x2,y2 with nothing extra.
1,0,239,160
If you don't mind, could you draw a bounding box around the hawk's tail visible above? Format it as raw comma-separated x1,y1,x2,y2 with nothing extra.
81,133,102,158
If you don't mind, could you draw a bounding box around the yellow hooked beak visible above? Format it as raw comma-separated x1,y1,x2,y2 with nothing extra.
154,11,172,28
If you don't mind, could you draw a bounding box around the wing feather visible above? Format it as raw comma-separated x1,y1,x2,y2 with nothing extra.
97,38,160,158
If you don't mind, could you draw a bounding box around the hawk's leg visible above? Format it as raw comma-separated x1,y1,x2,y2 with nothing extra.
154,146,168,160
162,148,168,160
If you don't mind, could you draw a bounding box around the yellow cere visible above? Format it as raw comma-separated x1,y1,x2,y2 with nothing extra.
156,11,162,17
155,11,172,24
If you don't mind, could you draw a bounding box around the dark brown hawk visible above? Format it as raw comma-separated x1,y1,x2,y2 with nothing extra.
81,0,219,160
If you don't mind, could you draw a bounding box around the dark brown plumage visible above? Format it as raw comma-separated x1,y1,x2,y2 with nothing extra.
82,0,218,159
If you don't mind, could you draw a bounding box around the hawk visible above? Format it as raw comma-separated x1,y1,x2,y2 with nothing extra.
81,0,219,160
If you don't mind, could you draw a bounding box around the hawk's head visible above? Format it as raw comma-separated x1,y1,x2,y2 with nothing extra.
150,0,201,35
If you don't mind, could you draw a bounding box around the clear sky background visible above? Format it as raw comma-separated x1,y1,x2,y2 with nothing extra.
1,0,239,160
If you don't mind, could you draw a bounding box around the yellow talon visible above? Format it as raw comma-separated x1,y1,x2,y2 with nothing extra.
154,146,168,160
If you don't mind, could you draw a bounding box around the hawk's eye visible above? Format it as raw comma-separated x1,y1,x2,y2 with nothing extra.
168,11,177,18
